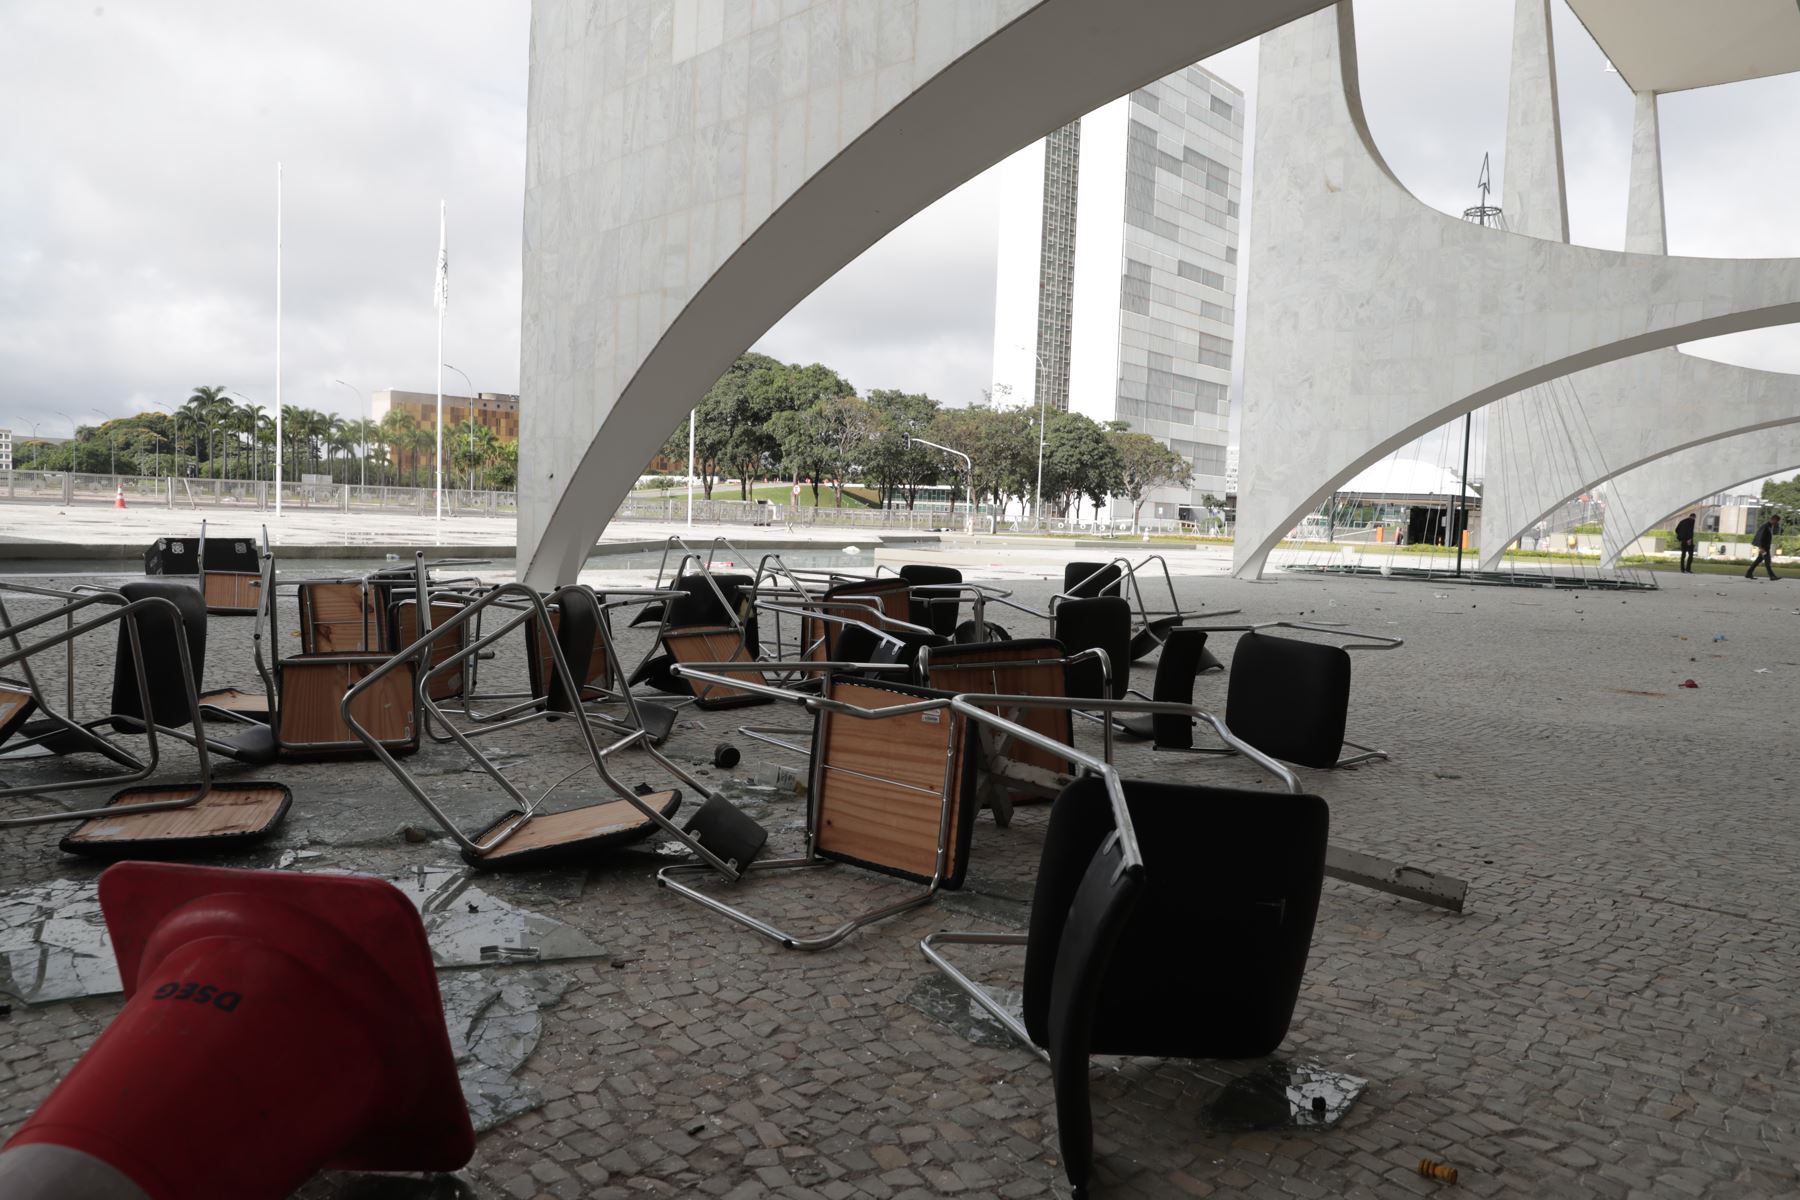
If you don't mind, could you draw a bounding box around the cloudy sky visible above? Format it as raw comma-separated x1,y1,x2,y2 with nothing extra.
3,1,1798,459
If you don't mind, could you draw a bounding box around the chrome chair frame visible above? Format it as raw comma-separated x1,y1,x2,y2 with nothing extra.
0,584,213,824
656,665,963,951
344,582,741,878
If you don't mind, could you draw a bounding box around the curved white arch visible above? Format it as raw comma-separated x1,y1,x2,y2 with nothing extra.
1600,431,1800,566
1233,4,1800,579
517,0,1335,588
1476,47,1800,569
1477,354,1800,568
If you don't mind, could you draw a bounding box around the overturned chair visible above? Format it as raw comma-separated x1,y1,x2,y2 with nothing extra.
916,638,1111,826
1127,622,1401,769
1061,556,1239,662
348,583,761,875
0,580,293,857
922,696,1329,1200
0,581,216,826
657,668,979,950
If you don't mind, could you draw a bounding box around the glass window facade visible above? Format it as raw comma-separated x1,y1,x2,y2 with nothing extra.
1113,66,1243,501
1034,121,1080,414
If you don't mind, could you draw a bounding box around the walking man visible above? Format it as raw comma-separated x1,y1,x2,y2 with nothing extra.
1674,511,1697,573
1745,512,1781,580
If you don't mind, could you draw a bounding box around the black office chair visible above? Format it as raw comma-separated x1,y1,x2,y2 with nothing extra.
1051,596,1131,701
924,731,1329,1200
1114,627,1223,746
897,564,963,638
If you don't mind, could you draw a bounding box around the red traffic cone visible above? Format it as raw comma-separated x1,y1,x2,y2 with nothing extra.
113,485,126,509
0,862,473,1200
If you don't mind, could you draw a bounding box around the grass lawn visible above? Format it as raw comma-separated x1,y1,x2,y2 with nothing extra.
742,482,881,508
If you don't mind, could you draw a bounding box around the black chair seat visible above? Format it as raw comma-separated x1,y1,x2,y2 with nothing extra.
898,564,963,637
953,619,1009,644
1062,561,1122,599
209,721,279,766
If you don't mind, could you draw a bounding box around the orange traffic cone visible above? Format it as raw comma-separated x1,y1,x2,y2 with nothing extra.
113,485,126,509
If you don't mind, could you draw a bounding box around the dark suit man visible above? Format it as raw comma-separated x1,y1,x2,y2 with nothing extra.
1674,512,1697,573
1745,513,1781,580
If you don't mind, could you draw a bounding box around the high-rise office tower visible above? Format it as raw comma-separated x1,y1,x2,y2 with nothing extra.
991,63,1243,521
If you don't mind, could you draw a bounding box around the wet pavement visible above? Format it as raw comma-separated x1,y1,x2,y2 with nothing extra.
1,564,1798,1197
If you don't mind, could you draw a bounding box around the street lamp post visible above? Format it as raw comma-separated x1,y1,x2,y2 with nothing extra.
443,364,477,492
89,410,116,477
54,411,77,473
906,436,975,535
148,401,174,480
332,380,366,490
1005,343,1049,530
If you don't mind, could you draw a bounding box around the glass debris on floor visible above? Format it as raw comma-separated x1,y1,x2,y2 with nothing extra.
439,971,571,1132
0,878,118,1006
0,862,604,1007
905,972,1028,1050
1201,1059,1367,1131
388,863,607,970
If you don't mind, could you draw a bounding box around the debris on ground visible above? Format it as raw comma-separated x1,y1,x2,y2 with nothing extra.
1679,679,1699,689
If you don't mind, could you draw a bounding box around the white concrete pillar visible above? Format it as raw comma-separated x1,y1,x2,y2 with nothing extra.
1500,0,1569,242
1624,91,1667,255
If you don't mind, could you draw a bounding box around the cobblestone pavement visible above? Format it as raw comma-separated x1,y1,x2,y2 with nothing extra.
2,565,1799,1198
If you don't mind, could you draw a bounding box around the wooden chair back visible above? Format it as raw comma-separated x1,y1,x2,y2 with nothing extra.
804,578,913,660
393,599,471,701
202,571,261,616
298,582,383,653
525,607,611,702
662,625,765,709
919,639,1074,779
811,677,976,887
276,653,417,758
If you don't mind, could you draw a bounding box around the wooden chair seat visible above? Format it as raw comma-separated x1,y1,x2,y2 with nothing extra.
0,682,35,745
465,790,682,871
662,625,769,709
198,686,272,718
59,783,292,859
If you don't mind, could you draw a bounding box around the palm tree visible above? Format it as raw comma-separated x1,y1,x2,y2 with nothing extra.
186,385,233,478
379,410,420,485
326,417,354,483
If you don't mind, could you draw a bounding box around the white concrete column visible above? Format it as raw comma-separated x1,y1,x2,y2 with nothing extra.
1500,0,1568,242
1624,90,1667,255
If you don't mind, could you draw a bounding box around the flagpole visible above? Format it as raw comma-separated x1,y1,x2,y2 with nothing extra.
274,162,283,520
434,200,446,525
686,409,695,529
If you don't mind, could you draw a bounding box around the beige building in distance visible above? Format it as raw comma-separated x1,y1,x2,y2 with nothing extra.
370,390,520,443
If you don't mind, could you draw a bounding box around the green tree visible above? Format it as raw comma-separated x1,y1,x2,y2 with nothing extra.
931,406,1035,513
863,390,941,509
1761,475,1800,516
1108,429,1194,527
1042,411,1123,518
768,392,870,506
